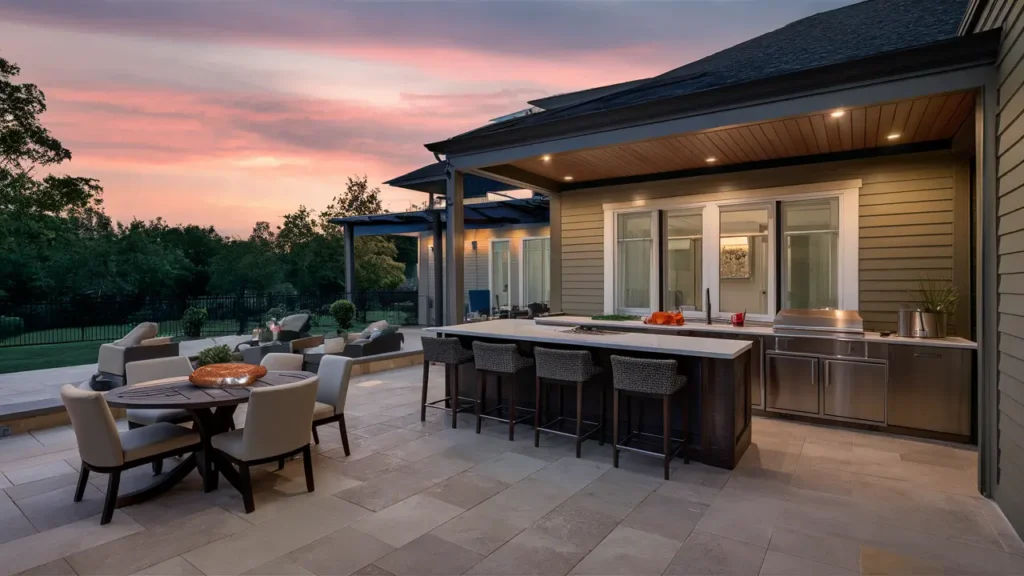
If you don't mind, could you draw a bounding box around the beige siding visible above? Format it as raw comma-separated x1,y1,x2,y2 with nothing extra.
557,151,969,333
975,0,1024,533
419,225,550,323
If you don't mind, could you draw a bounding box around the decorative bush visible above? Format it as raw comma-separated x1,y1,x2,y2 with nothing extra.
181,306,208,338
329,299,355,332
265,306,285,322
196,344,232,367
0,316,25,339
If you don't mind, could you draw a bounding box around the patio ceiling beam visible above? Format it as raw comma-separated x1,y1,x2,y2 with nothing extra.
470,165,560,195
445,64,995,172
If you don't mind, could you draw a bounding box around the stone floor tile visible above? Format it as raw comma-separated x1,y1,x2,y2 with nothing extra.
695,491,783,548
655,475,721,506
3,473,79,502
375,533,483,576
0,511,143,576
564,467,662,521
664,530,766,576
0,475,10,491
353,564,395,576
767,525,860,571
0,435,47,466
528,456,610,491
466,528,584,576
0,491,37,546
120,483,219,529
395,453,475,483
569,525,682,575
352,494,464,549
431,509,527,557
131,556,204,576
979,498,1024,555
470,452,549,484
759,550,857,575
323,429,424,462
4,460,77,486
16,481,106,531
532,501,620,552
857,545,945,576
334,471,432,511
241,557,315,576
183,497,371,576
420,471,509,511
622,492,706,543
350,424,403,439
286,526,394,576
330,453,408,482
28,427,77,451
13,559,76,576
382,433,461,463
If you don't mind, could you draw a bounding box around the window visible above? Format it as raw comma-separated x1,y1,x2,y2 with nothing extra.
663,209,703,311
615,212,653,313
522,237,550,305
719,205,771,315
781,198,839,310
490,239,511,310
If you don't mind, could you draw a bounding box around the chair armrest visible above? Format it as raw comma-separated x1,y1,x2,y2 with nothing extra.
289,335,325,353
123,342,180,365
97,343,127,376
141,336,173,346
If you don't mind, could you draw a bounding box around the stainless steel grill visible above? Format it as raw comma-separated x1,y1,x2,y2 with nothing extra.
772,309,864,335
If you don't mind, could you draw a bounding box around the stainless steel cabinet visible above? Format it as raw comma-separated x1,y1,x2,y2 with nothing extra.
823,359,887,423
887,345,971,435
766,353,819,414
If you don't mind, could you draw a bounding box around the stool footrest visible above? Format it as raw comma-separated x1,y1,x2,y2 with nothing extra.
480,404,536,425
425,396,476,414
615,430,686,459
537,416,602,441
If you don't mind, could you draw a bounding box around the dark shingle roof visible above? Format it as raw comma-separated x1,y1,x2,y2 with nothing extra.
438,0,968,144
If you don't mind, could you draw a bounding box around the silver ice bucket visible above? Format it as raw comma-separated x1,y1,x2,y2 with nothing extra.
897,309,947,339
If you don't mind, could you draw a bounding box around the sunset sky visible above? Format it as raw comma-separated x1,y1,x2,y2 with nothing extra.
0,0,856,236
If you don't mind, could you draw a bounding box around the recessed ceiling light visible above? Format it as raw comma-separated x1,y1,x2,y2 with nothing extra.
831,110,845,118
541,154,551,162
563,175,574,181
705,157,717,163
887,133,900,140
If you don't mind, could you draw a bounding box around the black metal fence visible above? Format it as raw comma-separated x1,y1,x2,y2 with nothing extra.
0,291,422,348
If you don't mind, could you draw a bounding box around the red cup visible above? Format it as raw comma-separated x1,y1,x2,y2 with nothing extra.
731,312,745,327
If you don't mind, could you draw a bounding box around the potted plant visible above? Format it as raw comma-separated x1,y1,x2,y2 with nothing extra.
181,306,208,339
900,278,959,338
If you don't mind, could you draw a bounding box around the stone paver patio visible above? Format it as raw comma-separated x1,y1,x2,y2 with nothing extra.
0,363,1020,576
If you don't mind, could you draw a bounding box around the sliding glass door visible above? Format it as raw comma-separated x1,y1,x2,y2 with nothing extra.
490,239,511,311
522,237,550,305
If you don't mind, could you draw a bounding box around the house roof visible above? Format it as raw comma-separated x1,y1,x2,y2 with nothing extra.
384,161,521,198
427,0,971,155
328,197,549,237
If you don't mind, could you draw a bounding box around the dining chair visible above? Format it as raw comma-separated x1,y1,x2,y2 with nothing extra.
260,353,304,371
60,384,200,525
124,356,194,474
311,355,353,456
210,376,319,513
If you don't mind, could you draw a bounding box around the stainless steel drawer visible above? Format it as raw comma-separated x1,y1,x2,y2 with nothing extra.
766,353,819,414
823,359,887,423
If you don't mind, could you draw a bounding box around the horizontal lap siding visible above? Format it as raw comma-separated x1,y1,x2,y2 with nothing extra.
558,151,965,333
975,0,1024,533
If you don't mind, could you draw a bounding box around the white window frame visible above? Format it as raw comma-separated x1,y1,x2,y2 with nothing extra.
716,201,776,322
519,235,551,307
602,179,860,320
489,238,512,311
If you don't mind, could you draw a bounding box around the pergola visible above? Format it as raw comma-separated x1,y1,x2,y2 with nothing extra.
329,165,548,325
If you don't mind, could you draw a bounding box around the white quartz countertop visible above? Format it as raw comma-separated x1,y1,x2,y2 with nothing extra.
535,316,978,350
425,319,752,359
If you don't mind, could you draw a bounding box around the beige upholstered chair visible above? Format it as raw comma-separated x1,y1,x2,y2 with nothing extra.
260,353,304,371
210,376,318,513
60,384,199,525
311,356,353,456
96,323,179,384
124,356,195,474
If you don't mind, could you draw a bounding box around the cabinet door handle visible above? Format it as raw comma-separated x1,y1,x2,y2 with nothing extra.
913,352,942,359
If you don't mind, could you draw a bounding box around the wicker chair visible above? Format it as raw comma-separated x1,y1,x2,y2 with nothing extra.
472,341,535,441
533,347,605,458
421,337,476,429
610,355,689,480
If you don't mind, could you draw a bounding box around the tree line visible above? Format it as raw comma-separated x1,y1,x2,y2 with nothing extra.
0,54,411,305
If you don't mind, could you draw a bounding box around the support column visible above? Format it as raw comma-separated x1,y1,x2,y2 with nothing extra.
344,224,356,302
445,169,465,325
977,82,998,498
549,193,562,313
433,210,444,327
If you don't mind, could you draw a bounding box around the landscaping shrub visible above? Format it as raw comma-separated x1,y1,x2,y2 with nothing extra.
265,306,285,322
329,299,355,332
196,344,232,366
181,306,208,338
0,316,24,339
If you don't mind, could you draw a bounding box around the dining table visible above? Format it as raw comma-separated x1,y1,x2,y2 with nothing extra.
103,370,315,507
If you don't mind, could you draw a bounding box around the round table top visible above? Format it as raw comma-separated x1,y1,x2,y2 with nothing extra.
104,370,315,410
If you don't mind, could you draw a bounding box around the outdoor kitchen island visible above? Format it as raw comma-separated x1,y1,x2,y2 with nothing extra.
426,319,753,470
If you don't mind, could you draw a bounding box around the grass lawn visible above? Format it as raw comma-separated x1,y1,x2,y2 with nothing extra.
0,341,101,374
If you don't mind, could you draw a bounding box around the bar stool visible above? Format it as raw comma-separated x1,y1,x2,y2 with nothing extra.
472,341,536,440
421,337,476,428
610,355,689,480
533,347,605,458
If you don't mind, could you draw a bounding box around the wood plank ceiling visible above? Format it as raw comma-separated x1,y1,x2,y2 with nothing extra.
508,91,974,184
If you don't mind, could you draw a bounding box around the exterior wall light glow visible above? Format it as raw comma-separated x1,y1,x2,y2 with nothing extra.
706,157,717,163
541,155,552,162
831,110,845,118
887,133,900,140
563,175,574,181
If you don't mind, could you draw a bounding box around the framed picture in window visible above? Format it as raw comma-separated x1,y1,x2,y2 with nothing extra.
720,236,751,279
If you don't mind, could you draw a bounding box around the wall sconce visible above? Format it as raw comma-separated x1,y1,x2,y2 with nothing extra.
471,240,478,251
